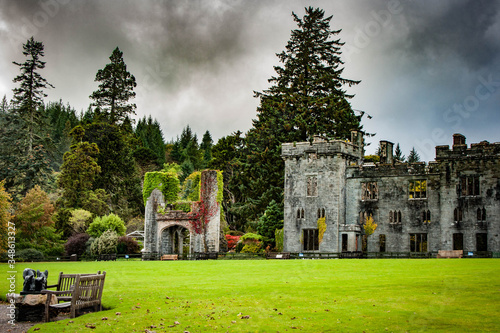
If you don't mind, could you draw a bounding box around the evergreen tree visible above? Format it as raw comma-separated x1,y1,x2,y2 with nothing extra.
135,115,166,166
11,37,54,154
235,7,361,223
1,37,54,198
90,47,137,125
407,147,420,163
257,200,284,248
200,130,213,167
394,143,405,162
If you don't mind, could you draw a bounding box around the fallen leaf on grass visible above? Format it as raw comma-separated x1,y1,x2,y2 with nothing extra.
85,323,96,329
116,312,121,315
102,317,108,320
241,315,250,319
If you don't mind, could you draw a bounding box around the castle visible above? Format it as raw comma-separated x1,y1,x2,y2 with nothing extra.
282,132,500,254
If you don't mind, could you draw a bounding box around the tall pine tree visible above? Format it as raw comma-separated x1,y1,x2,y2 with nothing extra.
234,7,361,224
90,47,137,125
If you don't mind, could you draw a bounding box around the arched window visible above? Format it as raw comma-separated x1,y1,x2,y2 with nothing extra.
297,209,301,219
397,211,402,223
482,207,486,221
477,208,482,221
322,208,326,218
301,209,305,219
317,209,321,219
389,211,393,223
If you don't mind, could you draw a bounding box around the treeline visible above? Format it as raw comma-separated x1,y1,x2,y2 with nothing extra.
1,7,373,256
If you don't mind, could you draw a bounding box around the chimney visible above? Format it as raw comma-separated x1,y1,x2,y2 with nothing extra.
453,133,466,147
379,140,394,164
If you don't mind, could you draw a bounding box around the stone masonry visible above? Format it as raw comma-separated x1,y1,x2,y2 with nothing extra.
282,132,500,254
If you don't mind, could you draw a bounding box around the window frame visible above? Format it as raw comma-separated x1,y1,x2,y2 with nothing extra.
306,175,318,197
361,181,378,201
303,229,319,251
409,180,427,199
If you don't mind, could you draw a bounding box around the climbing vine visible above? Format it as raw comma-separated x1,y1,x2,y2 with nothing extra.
143,171,180,205
317,217,326,244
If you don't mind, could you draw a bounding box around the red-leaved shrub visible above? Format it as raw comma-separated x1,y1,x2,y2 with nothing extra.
225,235,241,251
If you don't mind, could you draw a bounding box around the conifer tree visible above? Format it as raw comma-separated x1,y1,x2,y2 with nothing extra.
394,143,405,162
407,147,420,163
90,47,137,125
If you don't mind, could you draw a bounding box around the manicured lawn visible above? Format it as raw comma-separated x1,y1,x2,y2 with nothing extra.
1,259,499,332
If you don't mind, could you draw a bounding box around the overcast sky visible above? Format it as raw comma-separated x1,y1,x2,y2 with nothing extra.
1,0,499,160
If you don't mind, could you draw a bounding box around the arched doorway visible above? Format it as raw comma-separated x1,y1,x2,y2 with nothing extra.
160,226,191,256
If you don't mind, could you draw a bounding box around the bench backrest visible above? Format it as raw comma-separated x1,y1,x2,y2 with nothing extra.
52,271,101,298
71,272,106,310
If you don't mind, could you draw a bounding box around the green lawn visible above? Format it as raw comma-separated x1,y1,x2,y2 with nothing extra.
1,259,499,332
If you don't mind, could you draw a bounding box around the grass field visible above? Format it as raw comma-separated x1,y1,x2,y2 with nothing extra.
1,259,499,332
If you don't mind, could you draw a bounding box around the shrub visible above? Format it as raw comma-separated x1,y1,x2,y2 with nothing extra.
117,236,141,254
17,248,45,261
241,233,263,243
225,235,241,251
87,213,126,238
227,230,244,236
240,242,263,254
68,209,93,234
65,233,91,256
90,230,118,256
235,241,244,253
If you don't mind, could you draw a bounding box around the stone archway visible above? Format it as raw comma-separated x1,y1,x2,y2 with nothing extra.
160,225,191,256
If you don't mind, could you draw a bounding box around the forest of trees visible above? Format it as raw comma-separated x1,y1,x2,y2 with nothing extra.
0,7,420,258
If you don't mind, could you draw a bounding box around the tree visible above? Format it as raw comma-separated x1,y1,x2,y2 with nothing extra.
90,229,119,256
235,7,361,224
257,200,284,248
11,37,54,155
135,115,166,166
394,143,405,162
0,180,13,253
407,147,420,163
1,37,54,198
87,213,126,238
90,47,137,125
200,130,213,167
68,209,93,234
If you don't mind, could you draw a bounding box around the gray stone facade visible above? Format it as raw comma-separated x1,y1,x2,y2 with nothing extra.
282,133,500,254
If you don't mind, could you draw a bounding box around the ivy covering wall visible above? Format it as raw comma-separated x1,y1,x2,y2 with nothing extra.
143,171,180,206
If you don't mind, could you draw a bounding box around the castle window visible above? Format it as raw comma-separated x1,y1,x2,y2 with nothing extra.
389,211,393,223
301,209,305,219
379,234,386,252
477,207,486,221
423,210,431,223
322,208,326,218
409,180,427,199
410,233,428,252
303,229,319,251
453,233,463,251
306,176,318,197
454,208,463,222
390,210,401,224
362,182,378,200
460,175,480,196
297,209,301,219
317,208,326,219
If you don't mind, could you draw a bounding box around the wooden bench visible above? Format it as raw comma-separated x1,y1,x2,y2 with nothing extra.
44,272,106,322
266,252,290,259
437,250,463,258
45,271,101,303
161,254,178,261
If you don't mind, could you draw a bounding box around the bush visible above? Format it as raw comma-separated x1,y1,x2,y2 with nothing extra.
117,236,141,254
240,242,263,254
68,209,92,234
241,233,263,243
65,233,91,256
90,230,118,256
17,248,45,261
225,235,241,251
227,230,244,236
235,241,244,253
87,213,126,238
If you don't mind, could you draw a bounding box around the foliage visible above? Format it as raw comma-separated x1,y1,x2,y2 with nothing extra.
117,236,141,254
256,200,284,247
225,235,241,251
125,216,144,234
240,242,263,253
80,122,143,220
143,171,180,205
363,215,378,236
240,233,263,242
16,248,44,261
172,201,192,213
275,228,284,252
407,147,421,163
394,143,405,162
317,217,327,244
200,130,213,167
13,185,54,239
364,155,380,163
57,140,101,209
3,37,55,198
90,47,137,125
87,213,126,238
135,115,166,166
181,171,201,201
0,180,12,252
68,209,92,234
90,229,118,256
64,233,90,256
